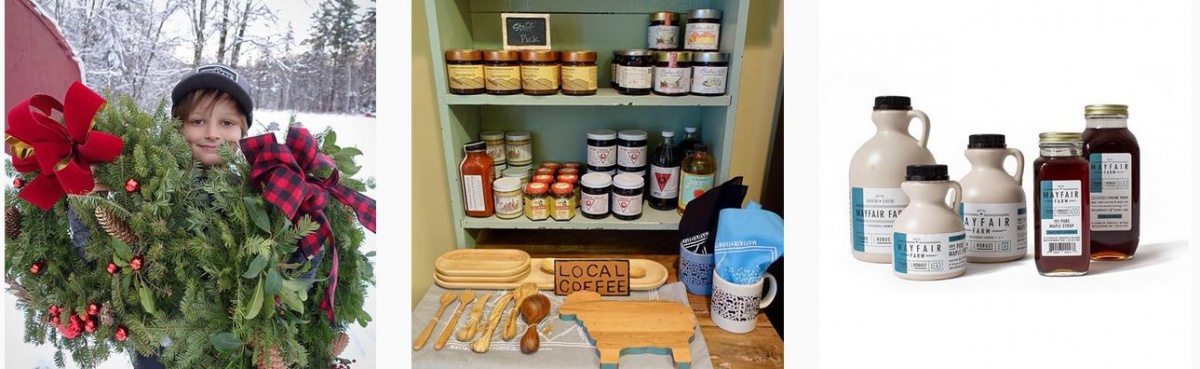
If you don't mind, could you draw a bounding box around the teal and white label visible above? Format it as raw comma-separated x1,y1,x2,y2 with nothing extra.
851,187,908,255
1039,180,1084,257
893,231,967,275
1089,153,1132,231
960,202,1027,256
679,172,714,208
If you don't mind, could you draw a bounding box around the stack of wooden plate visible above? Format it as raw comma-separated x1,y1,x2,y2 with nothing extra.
433,249,668,290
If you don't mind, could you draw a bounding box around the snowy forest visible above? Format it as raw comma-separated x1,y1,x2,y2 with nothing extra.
35,0,376,118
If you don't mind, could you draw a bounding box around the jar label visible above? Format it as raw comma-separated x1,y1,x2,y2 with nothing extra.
588,144,617,167
850,187,909,255
485,142,506,164
582,191,609,215
525,197,549,220
893,231,967,275
619,66,653,89
493,163,505,179
1038,180,1084,257
462,174,486,212
448,64,485,90
617,145,648,168
654,66,691,94
553,197,574,220
679,172,715,210
520,65,560,91
506,142,532,165
1088,153,1133,231
685,23,720,50
691,66,728,94
650,165,680,199
612,63,620,85
495,192,523,217
612,193,643,216
648,25,680,49
561,65,597,91
484,65,521,91
960,202,1027,257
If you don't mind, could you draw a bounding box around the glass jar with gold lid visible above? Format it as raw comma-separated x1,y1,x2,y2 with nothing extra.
560,50,598,96
520,50,560,95
445,49,485,95
483,50,522,95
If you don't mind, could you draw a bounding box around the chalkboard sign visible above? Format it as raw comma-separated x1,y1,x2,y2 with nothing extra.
501,13,551,50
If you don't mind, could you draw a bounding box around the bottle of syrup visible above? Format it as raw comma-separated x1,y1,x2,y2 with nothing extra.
1082,104,1140,261
892,165,967,280
677,126,702,159
460,141,496,217
1033,132,1090,276
849,96,936,263
678,143,715,214
649,130,680,210
960,134,1027,263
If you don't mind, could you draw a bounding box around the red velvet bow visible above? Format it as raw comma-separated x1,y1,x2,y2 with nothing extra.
240,127,376,324
5,82,123,210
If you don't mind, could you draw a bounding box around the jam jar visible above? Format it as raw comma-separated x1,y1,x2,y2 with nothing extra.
690,52,729,96
520,50,560,95
524,182,551,221
505,131,532,166
445,49,485,95
615,49,653,95
648,12,681,50
493,177,524,219
684,9,722,51
617,129,649,173
612,173,645,220
480,130,507,177
580,172,612,219
560,50,598,96
551,182,576,221
483,50,521,95
587,129,618,173
611,51,623,89
653,51,692,96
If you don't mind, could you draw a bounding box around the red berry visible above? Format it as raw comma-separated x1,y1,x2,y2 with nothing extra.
130,255,144,271
13,178,26,189
85,317,97,333
124,179,140,192
115,326,128,341
107,262,119,274
30,261,42,274
87,303,100,316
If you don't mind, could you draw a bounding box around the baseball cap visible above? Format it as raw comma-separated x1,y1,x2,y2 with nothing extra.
171,64,254,125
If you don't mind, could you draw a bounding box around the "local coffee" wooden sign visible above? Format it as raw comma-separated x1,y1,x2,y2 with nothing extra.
554,259,630,296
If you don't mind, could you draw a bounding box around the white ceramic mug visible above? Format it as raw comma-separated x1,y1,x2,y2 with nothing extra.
710,271,777,334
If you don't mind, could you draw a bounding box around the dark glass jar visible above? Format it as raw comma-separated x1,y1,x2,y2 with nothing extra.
612,173,644,220
648,12,680,50
690,52,729,96
653,51,692,96
483,50,521,95
520,50,560,96
1081,104,1140,261
587,129,618,173
617,129,649,173
580,172,612,219
615,49,653,95
1033,132,1090,276
560,50,598,96
611,51,623,89
445,49,484,95
684,9,722,51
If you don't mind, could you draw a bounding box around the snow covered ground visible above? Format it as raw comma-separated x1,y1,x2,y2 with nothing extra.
4,111,377,368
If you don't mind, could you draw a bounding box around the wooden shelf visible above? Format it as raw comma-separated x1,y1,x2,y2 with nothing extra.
443,88,732,107
461,207,680,230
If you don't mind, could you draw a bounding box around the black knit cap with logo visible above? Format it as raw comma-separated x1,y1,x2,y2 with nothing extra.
171,64,254,125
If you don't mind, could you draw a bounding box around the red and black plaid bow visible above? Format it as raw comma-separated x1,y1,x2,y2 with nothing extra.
240,127,376,323
5,81,123,210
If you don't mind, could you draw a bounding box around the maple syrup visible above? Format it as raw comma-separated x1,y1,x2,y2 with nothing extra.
649,130,680,210
1082,105,1140,261
1033,133,1090,276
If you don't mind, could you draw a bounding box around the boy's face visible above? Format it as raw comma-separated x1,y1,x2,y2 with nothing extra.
181,96,247,166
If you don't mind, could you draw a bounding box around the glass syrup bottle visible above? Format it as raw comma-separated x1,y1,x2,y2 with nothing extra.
1082,104,1140,261
678,143,716,214
1033,132,1090,276
648,130,681,210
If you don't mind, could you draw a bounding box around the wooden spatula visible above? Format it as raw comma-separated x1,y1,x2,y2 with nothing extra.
435,290,474,350
412,292,456,351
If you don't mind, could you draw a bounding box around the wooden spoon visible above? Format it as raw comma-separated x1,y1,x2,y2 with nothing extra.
503,282,538,341
457,293,491,341
412,292,456,351
434,290,474,350
470,291,515,353
539,258,646,278
519,294,551,354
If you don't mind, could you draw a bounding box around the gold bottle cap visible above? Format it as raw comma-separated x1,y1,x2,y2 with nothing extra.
520,50,559,62
483,50,520,61
1038,132,1083,143
1085,104,1128,116
650,12,679,23
560,50,597,62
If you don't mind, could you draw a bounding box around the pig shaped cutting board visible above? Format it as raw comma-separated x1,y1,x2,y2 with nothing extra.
559,291,697,369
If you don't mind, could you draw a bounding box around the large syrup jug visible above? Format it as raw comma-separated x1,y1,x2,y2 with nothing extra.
850,96,936,263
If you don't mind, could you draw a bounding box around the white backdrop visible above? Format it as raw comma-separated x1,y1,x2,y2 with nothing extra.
816,1,1193,368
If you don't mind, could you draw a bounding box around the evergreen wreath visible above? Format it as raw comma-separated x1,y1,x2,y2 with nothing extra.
5,88,375,368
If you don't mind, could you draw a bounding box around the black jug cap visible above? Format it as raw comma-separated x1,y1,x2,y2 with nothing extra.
693,143,708,152
464,141,487,152
968,134,1007,149
906,164,949,181
874,96,912,111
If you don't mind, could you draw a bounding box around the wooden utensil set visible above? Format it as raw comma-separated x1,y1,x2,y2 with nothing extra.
412,282,549,354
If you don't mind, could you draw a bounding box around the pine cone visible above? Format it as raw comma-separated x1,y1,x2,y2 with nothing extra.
98,305,114,327
331,332,349,357
5,206,21,239
95,206,139,245
257,345,285,369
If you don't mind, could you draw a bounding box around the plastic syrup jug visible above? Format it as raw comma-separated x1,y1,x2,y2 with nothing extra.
960,134,1027,262
849,96,936,263
892,165,966,280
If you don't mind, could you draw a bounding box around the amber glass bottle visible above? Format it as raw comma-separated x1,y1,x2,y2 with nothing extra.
1033,133,1090,276
1082,104,1140,261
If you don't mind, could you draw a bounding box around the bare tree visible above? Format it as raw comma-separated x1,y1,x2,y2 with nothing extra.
184,0,211,67
215,0,231,64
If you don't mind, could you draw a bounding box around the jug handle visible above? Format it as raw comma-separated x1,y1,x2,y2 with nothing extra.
907,110,931,148
1007,148,1025,185
947,181,963,214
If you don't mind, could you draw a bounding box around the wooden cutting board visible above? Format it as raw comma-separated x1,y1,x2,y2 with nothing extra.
435,249,530,277
433,258,668,291
559,291,697,368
